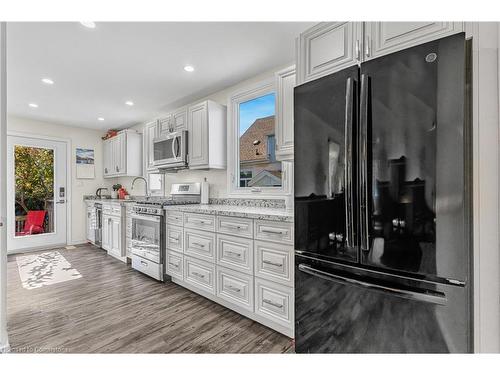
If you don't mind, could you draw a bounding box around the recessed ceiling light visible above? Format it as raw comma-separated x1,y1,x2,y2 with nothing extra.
29,103,39,108
41,78,54,85
184,65,195,72
125,101,134,106
98,117,105,121
80,22,96,29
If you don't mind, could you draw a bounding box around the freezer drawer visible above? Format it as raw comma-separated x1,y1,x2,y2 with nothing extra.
294,254,470,353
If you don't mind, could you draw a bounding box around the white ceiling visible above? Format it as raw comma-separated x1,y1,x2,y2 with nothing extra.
7,22,312,130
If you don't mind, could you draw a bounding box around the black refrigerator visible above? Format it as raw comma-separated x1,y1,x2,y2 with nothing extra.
294,33,472,353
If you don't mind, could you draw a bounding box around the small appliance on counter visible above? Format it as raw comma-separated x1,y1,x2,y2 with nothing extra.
130,182,201,281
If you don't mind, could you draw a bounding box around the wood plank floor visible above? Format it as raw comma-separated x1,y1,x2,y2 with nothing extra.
7,244,293,353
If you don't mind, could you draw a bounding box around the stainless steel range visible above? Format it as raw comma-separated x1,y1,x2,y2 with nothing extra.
130,183,201,281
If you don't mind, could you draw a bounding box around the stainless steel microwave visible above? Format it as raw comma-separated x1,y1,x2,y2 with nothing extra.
153,130,188,169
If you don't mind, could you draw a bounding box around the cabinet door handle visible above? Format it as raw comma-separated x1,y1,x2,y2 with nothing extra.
115,166,119,172
263,260,283,268
365,35,371,57
263,299,283,309
355,39,360,60
105,168,108,173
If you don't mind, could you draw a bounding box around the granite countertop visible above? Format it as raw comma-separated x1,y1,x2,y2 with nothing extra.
84,197,139,205
164,204,293,222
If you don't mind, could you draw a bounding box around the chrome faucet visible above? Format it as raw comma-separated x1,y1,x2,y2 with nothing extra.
95,187,108,199
132,176,149,197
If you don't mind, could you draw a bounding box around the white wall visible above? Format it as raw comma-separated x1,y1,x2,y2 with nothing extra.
7,116,112,245
116,63,292,198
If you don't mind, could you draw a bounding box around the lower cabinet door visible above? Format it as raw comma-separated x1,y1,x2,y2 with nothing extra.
216,266,254,312
166,250,183,279
255,277,294,329
184,256,216,295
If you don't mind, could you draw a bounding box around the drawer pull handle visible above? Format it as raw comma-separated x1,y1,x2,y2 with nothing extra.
169,236,179,242
192,242,205,248
226,250,242,258
221,223,244,230
168,262,179,268
191,219,208,224
263,299,283,309
261,228,287,235
140,261,148,267
263,260,283,268
192,271,205,279
226,285,241,293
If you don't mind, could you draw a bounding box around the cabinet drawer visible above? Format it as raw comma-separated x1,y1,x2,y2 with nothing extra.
254,220,293,244
184,256,216,295
166,250,183,279
216,234,253,274
216,216,253,238
216,266,253,312
255,240,294,286
132,254,162,280
166,210,184,226
166,225,183,252
184,212,215,231
255,277,294,328
184,228,216,262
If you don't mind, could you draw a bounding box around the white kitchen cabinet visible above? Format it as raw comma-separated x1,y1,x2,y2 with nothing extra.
144,120,159,171
103,129,142,178
187,100,227,169
102,203,126,263
159,107,188,135
297,22,363,84
275,65,296,161
86,203,96,244
364,22,464,60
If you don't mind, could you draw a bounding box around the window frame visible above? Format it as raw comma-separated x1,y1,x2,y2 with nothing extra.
227,77,292,198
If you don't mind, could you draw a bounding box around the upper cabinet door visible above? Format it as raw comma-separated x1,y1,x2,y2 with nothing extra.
103,139,113,176
297,22,362,85
364,22,464,60
158,115,172,135
114,133,126,174
172,107,187,131
188,102,209,167
275,65,296,161
144,120,159,171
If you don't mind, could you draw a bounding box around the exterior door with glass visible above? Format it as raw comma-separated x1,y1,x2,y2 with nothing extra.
6,135,67,253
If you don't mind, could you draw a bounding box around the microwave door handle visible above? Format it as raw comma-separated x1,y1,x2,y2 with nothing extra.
359,73,370,252
174,137,180,158
171,136,177,159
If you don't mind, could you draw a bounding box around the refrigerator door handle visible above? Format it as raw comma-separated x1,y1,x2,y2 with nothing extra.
344,77,356,248
359,73,370,251
298,264,447,306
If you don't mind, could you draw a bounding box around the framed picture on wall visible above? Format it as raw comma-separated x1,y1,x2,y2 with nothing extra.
76,148,95,179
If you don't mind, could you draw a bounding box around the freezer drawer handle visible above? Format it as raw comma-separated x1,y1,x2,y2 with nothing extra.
298,264,447,306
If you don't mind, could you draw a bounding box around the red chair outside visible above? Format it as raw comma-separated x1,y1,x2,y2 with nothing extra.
16,210,47,236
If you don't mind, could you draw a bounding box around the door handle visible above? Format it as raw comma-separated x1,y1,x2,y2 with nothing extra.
56,199,66,204
298,264,448,306
359,74,370,251
344,77,356,249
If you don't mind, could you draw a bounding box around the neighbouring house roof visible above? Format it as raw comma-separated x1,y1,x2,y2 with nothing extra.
248,169,282,187
240,115,275,163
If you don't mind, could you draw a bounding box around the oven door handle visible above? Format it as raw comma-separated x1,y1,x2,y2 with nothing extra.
298,264,447,306
131,214,161,223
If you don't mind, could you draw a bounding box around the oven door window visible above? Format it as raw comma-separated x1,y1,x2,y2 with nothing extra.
132,216,160,259
154,137,177,162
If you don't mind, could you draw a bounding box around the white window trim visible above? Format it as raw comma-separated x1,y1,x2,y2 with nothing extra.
227,77,292,199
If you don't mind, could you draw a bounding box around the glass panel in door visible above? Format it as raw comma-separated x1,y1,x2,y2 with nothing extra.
132,216,160,261
294,65,359,264
360,33,468,281
14,145,55,237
